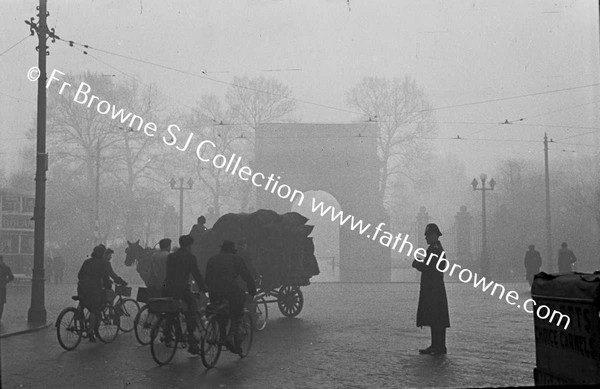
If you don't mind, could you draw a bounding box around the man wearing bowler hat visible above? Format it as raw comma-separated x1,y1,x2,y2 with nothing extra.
412,223,450,355
205,240,256,354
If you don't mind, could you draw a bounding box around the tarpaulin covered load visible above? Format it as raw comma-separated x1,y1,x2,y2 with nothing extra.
531,272,600,385
191,209,319,290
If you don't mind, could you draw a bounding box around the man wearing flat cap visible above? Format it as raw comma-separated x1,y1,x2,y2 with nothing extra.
205,240,256,354
411,223,450,355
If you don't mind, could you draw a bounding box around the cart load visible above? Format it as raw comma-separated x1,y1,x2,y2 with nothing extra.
191,209,320,291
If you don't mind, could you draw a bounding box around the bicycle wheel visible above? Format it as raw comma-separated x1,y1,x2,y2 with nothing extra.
201,316,222,369
56,307,82,351
254,297,268,331
150,315,178,366
116,298,140,333
238,312,254,358
134,305,157,345
97,304,120,343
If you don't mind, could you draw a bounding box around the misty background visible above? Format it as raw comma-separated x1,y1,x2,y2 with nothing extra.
1,0,599,283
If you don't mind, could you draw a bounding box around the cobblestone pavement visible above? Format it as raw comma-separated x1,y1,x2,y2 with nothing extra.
1,281,536,388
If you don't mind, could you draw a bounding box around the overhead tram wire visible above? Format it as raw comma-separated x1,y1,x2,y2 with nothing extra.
11,47,566,146
52,42,224,128
0,35,31,57
54,35,600,119
48,36,600,149
509,99,600,123
555,129,600,141
552,140,600,149
458,96,600,138
54,36,360,116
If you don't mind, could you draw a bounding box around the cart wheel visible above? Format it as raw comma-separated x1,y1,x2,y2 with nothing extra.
277,286,303,317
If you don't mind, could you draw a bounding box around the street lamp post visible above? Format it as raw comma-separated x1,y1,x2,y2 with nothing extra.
170,178,193,237
471,173,496,278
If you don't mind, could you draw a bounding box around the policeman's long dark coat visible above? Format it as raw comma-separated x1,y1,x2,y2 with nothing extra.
411,240,450,328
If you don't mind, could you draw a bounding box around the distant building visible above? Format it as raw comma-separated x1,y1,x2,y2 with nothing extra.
0,189,34,274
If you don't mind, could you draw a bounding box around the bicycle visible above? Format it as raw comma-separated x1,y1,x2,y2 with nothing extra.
56,296,120,351
106,284,140,333
251,277,268,331
200,298,254,369
134,304,159,345
148,292,207,366
252,294,268,331
133,286,161,345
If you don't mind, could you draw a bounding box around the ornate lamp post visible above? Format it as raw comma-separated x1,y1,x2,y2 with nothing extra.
471,173,496,278
170,178,193,237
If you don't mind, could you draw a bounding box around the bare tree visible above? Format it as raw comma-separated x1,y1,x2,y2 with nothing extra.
225,77,298,211
42,72,170,241
184,95,247,218
105,79,169,239
185,78,298,217
346,76,436,206
226,76,298,127
41,72,123,226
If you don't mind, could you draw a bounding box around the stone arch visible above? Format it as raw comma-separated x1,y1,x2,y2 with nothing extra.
255,123,391,282
292,190,340,281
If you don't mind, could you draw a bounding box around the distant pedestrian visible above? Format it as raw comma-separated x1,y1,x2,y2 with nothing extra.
53,254,65,284
412,223,450,355
557,242,577,273
524,245,542,286
0,255,15,321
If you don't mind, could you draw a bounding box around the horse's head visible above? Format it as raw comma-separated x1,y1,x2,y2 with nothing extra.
124,239,142,266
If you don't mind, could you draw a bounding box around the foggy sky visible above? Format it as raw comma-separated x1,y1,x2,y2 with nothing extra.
1,0,599,176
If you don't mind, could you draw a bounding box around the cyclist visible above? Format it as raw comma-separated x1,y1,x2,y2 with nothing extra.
77,244,127,342
162,235,206,354
205,240,256,354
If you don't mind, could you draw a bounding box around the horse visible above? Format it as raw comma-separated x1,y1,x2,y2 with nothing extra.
124,240,157,287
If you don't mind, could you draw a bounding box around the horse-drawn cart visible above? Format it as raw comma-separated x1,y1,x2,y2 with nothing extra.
192,209,320,322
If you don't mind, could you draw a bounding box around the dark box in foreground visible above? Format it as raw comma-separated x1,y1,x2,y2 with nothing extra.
532,272,600,385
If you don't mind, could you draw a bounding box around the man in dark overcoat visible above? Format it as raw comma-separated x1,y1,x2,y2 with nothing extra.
205,240,256,354
557,242,577,273
524,244,542,286
412,223,450,355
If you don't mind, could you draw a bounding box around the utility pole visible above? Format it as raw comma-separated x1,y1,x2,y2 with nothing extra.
24,0,57,323
544,133,553,273
170,178,193,237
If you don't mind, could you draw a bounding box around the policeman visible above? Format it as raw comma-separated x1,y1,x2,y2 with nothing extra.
412,223,450,355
